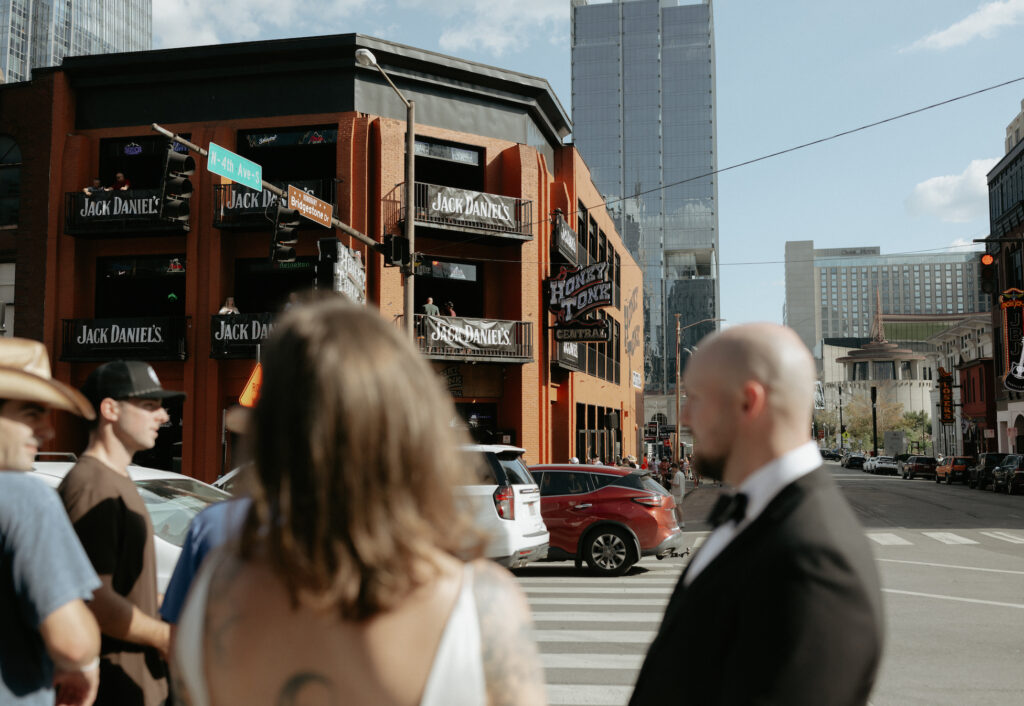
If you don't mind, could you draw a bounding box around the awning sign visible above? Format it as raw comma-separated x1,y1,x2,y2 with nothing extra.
423,316,516,354
426,185,518,231
553,319,610,342
1000,289,1024,391
938,367,955,424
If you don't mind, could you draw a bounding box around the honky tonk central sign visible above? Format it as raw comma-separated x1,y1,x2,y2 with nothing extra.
546,263,612,323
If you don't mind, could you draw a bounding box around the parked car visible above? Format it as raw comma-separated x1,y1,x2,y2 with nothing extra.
30,458,231,593
935,456,974,485
459,445,549,568
820,449,842,461
902,456,937,480
968,453,1008,490
529,464,684,576
845,453,866,470
992,455,1024,495
863,456,877,473
873,456,899,476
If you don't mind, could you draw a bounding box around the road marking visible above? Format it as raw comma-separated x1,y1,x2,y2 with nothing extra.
517,579,680,588
878,558,1024,575
530,597,667,607
532,611,665,623
882,588,1024,610
533,629,656,643
543,653,645,670
980,531,1024,544
692,536,706,548
867,533,913,545
922,531,979,545
523,586,674,595
547,684,633,706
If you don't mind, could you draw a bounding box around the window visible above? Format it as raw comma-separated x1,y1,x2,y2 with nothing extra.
539,470,591,496
0,136,22,226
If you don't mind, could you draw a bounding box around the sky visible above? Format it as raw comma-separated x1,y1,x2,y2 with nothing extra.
153,0,1024,327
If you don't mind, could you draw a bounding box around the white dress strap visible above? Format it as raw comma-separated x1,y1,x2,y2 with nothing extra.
173,550,219,706
419,562,486,706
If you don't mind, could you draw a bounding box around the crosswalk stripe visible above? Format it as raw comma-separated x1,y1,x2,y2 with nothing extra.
980,530,1024,544
922,532,979,545
867,533,913,545
533,611,665,622
522,586,674,595
529,597,668,607
532,629,656,643
542,653,645,670
547,684,633,706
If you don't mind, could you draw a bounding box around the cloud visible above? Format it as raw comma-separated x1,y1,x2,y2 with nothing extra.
905,0,1024,51
905,158,998,223
397,0,568,57
153,0,372,49
947,237,984,252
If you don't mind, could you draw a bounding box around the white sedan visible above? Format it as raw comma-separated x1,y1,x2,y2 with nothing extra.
30,458,230,593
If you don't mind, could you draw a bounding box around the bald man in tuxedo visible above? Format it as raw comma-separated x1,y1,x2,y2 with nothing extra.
630,324,884,706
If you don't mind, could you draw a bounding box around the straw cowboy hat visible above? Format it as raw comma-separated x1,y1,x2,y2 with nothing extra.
0,338,95,419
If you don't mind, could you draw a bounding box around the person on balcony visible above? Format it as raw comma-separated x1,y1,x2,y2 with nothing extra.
218,297,240,315
105,173,131,192
83,178,105,196
443,301,457,317
422,297,440,316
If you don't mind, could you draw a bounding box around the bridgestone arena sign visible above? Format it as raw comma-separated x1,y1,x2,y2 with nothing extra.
546,263,612,323
424,316,516,354
427,185,518,231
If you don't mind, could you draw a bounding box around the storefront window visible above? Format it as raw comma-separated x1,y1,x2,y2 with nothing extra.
414,137,483,191
416,258,483,318
236,125,337,182
0,135,21,226
95,255,186,317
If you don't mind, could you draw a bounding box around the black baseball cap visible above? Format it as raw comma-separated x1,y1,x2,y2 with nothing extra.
81,360,185,408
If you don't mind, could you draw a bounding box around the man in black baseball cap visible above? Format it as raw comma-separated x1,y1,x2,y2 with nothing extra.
58,361,184,706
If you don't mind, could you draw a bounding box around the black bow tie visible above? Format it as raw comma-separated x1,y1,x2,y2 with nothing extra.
707,492,748,528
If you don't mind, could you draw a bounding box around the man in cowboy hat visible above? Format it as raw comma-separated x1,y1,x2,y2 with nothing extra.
59,361,184,706
0,337,102,706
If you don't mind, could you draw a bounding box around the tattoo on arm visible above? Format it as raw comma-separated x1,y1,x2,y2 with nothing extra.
474,562,546,706
276,673,335,706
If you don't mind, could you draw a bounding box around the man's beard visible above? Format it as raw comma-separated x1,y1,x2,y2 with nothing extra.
693,452,726,482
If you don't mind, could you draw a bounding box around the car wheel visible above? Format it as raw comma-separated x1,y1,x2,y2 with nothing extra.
583,527,634,577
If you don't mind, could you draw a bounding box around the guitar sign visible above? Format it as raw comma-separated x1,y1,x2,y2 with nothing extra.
1007,336,1024,392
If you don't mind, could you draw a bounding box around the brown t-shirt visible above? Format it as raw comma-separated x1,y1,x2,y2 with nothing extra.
59,455,168,706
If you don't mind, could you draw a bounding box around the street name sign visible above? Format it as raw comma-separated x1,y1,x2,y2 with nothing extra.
207,142,262,192
287,184,333,228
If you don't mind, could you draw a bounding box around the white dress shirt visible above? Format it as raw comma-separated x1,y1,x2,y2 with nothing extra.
684,441,822,585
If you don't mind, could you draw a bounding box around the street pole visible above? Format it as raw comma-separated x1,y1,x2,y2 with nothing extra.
871,386,878,456
838,386,844,451
404,100,416,339
674,314,681,465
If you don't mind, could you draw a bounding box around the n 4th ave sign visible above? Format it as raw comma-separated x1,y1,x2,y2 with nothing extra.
207,142,263,192
288,184,333,228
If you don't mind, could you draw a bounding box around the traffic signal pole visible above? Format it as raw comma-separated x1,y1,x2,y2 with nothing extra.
151,123,379,250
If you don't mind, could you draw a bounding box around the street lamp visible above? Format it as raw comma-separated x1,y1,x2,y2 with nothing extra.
674,317,724,464
356,48,416,339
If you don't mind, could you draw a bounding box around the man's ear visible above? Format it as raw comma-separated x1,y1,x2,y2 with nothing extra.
740,381,768,419
98,397,120,423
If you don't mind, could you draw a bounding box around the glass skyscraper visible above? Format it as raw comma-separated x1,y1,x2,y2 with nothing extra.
0,0,150,83
571,0,719,394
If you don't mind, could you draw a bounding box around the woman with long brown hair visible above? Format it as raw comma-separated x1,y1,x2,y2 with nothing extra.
172,298,545,706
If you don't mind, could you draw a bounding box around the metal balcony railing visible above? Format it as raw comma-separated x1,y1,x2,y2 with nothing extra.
384,182,533,240
402,314,533,363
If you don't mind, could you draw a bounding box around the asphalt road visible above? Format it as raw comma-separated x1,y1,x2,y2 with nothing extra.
513,462,1024,706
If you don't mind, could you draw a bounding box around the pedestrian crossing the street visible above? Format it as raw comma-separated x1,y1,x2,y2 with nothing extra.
517,559,682,706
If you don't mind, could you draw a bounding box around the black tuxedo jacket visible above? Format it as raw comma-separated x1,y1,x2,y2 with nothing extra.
630,468,884,706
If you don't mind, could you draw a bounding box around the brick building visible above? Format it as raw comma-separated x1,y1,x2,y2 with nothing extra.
0,34,644,480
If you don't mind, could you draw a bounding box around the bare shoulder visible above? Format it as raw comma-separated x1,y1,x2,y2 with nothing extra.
471,560,547,706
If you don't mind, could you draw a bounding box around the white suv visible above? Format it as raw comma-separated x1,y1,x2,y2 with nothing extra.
459,444,549,568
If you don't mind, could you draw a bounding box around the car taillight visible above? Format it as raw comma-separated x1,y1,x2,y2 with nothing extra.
493,484,515,520
631,495,661,507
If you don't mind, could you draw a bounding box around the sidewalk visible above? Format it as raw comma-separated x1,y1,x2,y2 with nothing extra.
676,481,727,531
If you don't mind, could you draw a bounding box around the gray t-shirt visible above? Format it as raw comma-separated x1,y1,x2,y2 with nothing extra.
0,472,100,704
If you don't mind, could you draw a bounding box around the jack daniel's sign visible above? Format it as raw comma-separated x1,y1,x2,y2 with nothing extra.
79,194,160,218
210,313,275,359
426,185,518,231
62,317,187,362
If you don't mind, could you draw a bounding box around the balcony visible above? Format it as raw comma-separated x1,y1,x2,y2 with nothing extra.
405,314,532,363
210,313,275,359
384,182,533,242
213,178,339,229
64,190,188,237
61,316,190,362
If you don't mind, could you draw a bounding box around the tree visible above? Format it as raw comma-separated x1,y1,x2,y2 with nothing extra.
843,385,906,452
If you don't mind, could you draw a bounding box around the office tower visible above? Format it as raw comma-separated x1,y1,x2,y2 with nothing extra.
784,240,989,356
571,0,718,394
0,0,150,83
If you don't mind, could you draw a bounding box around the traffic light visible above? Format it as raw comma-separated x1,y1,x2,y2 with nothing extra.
316,237,338,290
980,252,998,294
380,233,409,268
271,202,301,263
159,144,194,228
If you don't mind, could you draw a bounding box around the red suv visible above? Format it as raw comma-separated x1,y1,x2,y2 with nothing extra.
529,464,684,576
